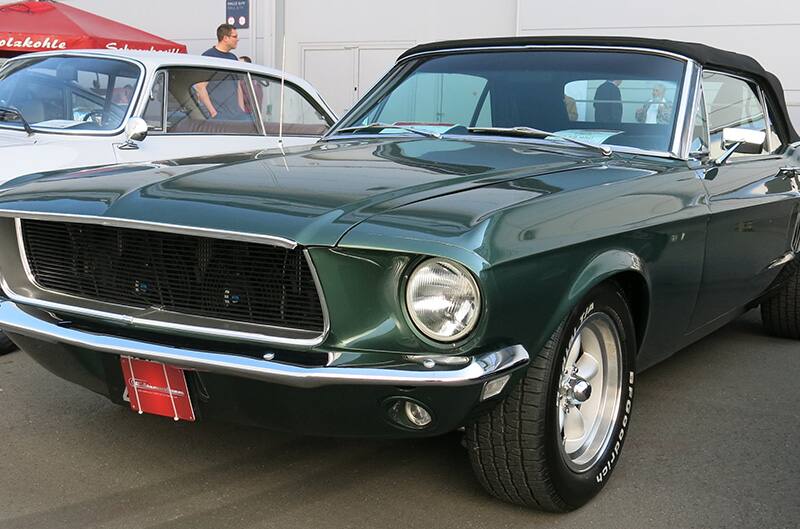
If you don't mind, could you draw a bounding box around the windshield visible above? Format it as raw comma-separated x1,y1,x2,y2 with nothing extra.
336,50,687,153
0,56,141,132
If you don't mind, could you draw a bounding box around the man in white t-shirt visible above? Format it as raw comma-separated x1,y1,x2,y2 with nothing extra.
636,84,671,124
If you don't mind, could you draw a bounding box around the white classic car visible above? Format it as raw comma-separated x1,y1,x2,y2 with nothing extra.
0,50,337,184
0,49,335,354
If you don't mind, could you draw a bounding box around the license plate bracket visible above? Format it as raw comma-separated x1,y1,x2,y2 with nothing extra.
120,356,195,422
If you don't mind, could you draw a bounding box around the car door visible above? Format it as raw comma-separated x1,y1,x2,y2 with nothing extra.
115,67,272,163
689,70,800,330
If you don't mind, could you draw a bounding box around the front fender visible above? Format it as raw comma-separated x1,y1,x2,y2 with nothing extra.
566,249,649,314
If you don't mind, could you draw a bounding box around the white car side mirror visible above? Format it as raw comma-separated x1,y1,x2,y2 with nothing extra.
125,117,148,142
119,117,148,150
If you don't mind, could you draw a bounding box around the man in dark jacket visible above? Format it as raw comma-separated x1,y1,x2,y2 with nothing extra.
594,80,623,123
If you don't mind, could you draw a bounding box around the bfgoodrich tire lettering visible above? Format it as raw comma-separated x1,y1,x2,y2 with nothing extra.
465,282,636,511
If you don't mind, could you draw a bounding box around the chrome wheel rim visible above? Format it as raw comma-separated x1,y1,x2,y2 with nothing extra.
556,312,623,473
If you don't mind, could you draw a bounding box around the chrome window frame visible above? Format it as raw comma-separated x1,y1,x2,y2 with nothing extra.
698,68,777,160
140,65,263,138
141,69,167,132
0,212,330,348
140,66,333,138
247,71,336,136
685,66,710,159
327,44,698,160
757,84,781,153
0,52,146,137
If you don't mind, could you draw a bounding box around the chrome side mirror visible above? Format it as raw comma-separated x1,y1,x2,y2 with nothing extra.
714,127,766,165
118,117,148,150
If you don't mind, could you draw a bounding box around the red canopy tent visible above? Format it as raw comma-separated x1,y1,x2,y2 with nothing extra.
0,0,186,58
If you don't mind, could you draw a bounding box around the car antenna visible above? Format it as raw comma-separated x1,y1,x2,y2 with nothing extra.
278,34,286,157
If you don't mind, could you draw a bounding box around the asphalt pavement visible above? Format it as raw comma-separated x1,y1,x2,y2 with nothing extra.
0,309,798,529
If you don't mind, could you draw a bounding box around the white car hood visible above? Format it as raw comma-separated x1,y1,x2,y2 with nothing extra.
0,129,117,185
0,129,37,148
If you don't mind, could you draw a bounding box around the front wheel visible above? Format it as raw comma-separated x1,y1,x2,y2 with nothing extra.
465,282,636,511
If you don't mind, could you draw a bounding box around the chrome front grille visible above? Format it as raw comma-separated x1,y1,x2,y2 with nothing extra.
19,219,325,333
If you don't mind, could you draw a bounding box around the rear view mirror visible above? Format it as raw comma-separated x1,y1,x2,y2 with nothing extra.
722,127,765,154
715,127,766,165
125,117,149,142
118,117,148,150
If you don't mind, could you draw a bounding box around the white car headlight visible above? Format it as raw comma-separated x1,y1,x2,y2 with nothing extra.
405,258,481,342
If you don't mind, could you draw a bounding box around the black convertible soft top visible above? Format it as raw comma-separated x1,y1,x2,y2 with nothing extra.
398,36,799,143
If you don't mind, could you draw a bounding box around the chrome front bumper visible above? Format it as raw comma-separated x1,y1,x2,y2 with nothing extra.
0,300,529,389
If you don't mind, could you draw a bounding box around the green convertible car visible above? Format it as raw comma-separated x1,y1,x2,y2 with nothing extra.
0,37,798,511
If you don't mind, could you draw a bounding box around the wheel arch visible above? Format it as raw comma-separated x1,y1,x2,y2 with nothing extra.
565,249,651,352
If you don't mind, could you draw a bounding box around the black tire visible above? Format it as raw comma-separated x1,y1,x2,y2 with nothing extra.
0,331,16,355
465,282,637,511
761,261,800,339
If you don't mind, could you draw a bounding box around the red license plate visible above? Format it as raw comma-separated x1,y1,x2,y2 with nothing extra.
120,356,195,422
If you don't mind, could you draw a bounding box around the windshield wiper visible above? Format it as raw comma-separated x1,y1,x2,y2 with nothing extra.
0,105,34,136
335,122,442,139
467,126,612,156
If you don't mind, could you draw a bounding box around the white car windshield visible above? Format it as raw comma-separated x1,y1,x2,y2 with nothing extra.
336,50,687,153
0,55,141,132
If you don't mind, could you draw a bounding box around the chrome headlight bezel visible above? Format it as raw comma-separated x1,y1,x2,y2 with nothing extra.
404,257,482,343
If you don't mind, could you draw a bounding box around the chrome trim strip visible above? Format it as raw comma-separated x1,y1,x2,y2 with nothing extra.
8,216,330,348
305,248,332,345
398,44,694,65
14,219,34,285
767,251,795,270
247,72,267,136
676,61,702,159
2,211,297,248
323,133,682,160
0,300,529,388
758,85,775,153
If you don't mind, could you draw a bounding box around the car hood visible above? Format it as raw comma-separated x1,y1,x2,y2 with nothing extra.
0,137,610,246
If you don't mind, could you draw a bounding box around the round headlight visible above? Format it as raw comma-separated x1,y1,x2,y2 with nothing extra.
405,258,481,342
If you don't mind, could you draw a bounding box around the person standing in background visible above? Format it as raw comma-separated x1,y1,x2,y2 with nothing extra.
635,83,671,124
196,24,239,118
202,23,239,60
594,80,623,123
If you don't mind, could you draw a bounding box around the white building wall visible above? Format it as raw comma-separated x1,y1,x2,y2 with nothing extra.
281,0,516,114
59,0,800,124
